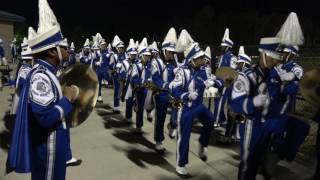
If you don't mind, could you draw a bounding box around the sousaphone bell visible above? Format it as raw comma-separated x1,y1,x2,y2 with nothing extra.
59,63,99,127
215,67,239,86
300,67,320,108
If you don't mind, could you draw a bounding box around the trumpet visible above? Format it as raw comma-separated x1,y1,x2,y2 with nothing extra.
143,81,169,93
168,94,183,109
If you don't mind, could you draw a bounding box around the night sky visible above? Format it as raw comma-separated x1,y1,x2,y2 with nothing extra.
1,0,319,48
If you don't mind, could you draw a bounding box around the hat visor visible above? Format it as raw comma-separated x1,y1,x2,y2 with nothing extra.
259,49,281,60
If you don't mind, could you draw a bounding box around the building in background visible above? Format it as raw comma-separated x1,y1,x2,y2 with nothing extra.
0,10,25,60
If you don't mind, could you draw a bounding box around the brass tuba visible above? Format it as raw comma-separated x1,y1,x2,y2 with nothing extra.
168,94,183,109
59,63,99,128
300,67,320,108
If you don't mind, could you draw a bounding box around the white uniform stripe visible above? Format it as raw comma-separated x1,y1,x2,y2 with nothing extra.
240,119,253,180
215,87,226,124
280,95,290,115
46,131,56,180
176,106,183,165
180,92,188,99
54,105,64,120
153,96,158,140
54,105,66,129
243,98,248,114
216,80,222,87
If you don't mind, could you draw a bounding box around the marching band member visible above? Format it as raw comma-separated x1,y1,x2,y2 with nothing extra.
109,35,127,113
10,27,36,115
171,30,221,177
80,38,91,64
119,39,137,123
144,41,160,122
98,38,111,87
213,28,238,128
0,38,5,64
68,42,77,66
224,46,252,142
262,12,310,177
6,0,79,179
152,27,178,153
91,34,105,102
229,36,287,180
10,38,18,64
130,38,152,134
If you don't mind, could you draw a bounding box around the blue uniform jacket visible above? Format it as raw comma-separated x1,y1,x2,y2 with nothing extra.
7,60,73,173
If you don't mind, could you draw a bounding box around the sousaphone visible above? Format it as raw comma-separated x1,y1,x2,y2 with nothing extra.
300,67,320,108
215,67,239,86
59,63,99,127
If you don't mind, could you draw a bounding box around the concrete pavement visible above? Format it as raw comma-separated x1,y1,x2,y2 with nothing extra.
0,85,315,180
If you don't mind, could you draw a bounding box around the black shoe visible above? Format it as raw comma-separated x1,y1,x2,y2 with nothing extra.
147,117,153,122
176,166,192,179
200,155,207,162
66,159,82,167
155,144,166,154
113,110,120,114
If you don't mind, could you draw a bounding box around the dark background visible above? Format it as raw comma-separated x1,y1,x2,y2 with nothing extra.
1,0,319,49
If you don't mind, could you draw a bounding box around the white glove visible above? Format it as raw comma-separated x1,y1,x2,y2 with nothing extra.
279,72,295,82
116,63,122,69
204,80,214,88
253,94,270,108
173,67,178,74
188,91,198,101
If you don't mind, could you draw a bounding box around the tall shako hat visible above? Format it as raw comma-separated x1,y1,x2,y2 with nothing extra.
237,46,251,65
162,27,177,52
176,29,204,63
28,0,67,54
112,35,124,48
204,46,211,60
221,28,233,48
276,12,304,56
126,38,138,55
138,37,151,56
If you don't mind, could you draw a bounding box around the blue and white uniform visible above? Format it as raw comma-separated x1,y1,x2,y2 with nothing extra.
274,60,309,161
130,59,152,128
171,65,221,167
7,60,73,180
10,40,17,63
11,63,32,115
152,58,177,142
109,52,127,109
99,49,112,85
213,50,237,126
119,58,134,120
230,63,294,180
79,50,91,65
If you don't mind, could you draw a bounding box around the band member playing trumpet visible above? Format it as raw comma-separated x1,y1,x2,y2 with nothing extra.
152,28,178,153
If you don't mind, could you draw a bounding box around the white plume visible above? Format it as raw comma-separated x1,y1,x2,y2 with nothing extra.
276,12,304,46
37,0,60,34
176,29,194,53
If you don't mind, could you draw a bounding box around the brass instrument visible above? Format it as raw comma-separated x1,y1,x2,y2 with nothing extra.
59,63,99,128
299,68,320,108
143,81,169,93
215,67,239,86
120,79,126,102
168,94,183,109
143,81,183,108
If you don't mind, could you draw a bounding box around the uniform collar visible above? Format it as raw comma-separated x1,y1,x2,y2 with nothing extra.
37,59,58,74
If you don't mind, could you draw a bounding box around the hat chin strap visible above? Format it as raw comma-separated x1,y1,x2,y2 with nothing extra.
262,52,268,68
285,52,291,63
56,46,64,67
